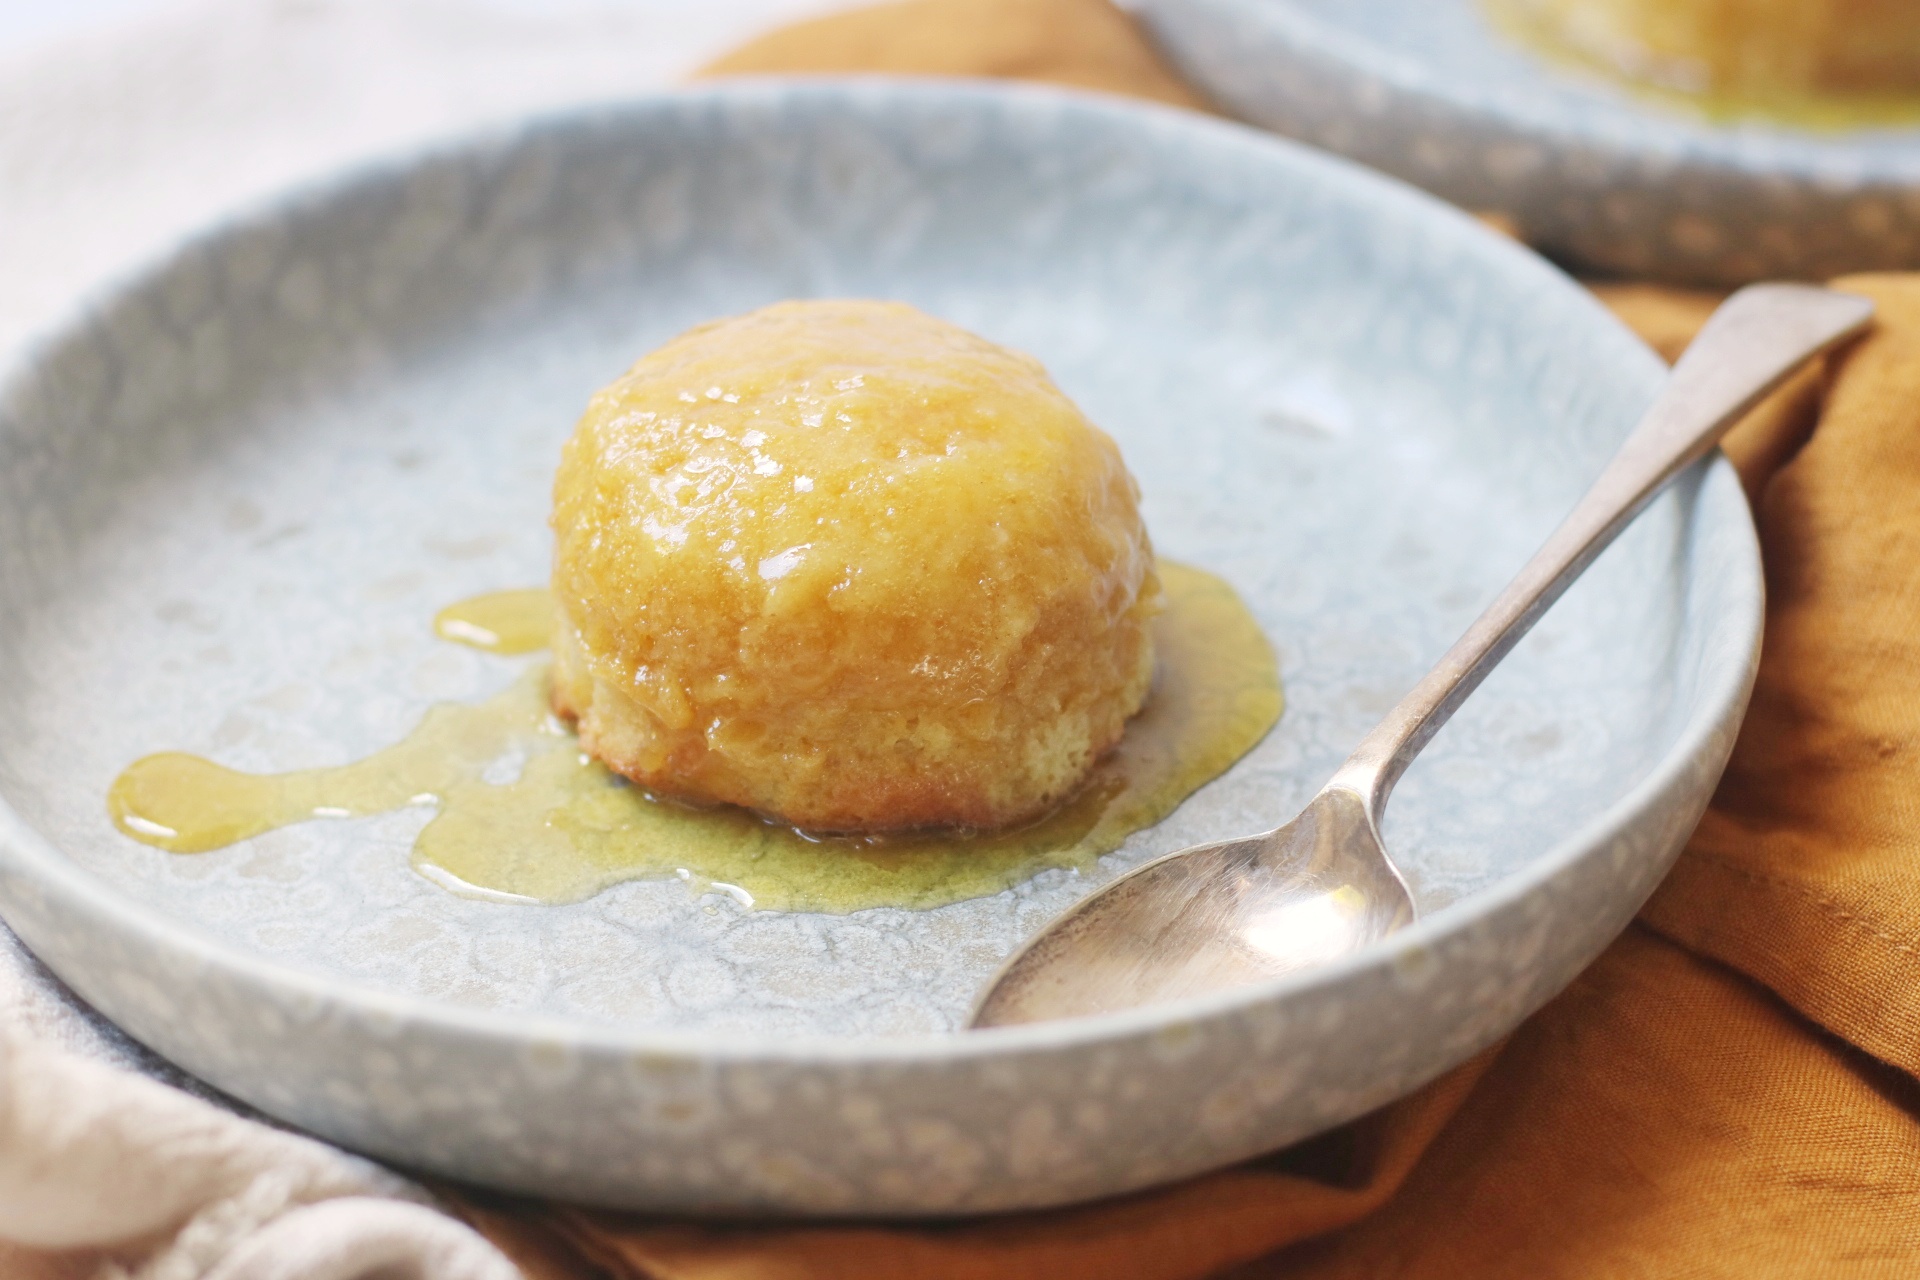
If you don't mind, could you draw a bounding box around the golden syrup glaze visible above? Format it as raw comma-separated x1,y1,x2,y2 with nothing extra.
432,588,553,655
549,300,1161,833
1482,0,1920,129
107,561,1281,913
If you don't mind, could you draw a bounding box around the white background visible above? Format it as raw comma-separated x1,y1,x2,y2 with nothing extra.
0,0,857,356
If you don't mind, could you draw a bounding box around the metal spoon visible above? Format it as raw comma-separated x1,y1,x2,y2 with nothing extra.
971,283,1873,1029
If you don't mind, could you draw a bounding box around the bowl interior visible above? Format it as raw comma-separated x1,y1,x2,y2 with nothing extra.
0,82,1719,1041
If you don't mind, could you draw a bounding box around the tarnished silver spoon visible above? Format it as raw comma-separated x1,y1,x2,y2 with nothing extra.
971,283,1872,1029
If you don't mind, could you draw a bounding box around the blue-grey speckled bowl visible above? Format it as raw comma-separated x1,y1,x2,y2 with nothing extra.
0,80,1757,1213
1139,0,1920,285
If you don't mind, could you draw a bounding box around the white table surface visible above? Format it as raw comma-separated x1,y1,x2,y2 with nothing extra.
0,0,851,359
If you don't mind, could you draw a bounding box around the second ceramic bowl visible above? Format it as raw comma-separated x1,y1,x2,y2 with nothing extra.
1140,0,1920,285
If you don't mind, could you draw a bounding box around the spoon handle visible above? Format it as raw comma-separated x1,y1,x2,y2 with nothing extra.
1330,283,1874,813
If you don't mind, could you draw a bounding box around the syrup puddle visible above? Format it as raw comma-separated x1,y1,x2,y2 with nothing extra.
109,562,1280,912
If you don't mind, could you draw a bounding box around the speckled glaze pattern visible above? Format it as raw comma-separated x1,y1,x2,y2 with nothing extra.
1138,0,1920,286
0,81,1758,1213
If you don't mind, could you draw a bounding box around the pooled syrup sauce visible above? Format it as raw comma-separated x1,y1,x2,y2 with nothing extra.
108,562,1281,913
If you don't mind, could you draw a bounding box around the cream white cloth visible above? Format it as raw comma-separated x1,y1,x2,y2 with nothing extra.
0,930,516,1278
0,1,843,1275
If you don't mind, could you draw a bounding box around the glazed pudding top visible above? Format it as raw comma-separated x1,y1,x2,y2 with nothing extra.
548,299,1162,832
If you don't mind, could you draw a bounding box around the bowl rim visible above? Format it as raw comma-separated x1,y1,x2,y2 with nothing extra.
0,75,1762,1067
1144,0,1920,176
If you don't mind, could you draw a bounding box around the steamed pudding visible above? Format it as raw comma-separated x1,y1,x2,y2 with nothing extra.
549,300,1161,833
1493,0,1920,101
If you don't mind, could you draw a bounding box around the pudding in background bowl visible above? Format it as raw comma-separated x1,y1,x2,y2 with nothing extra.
1485,0,1920,123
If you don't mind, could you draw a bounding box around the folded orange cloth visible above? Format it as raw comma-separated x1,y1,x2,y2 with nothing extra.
457,4,1920,1276
699,0,1214,111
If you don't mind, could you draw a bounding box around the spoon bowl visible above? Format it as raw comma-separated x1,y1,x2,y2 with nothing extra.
971,786,1413,1026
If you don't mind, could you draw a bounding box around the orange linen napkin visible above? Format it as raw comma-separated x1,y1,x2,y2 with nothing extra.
698,0,1215,112
453,4,1920,1276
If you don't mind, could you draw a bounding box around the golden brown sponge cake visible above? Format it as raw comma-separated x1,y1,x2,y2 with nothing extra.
549,299,1161,833
1496,0,1920,99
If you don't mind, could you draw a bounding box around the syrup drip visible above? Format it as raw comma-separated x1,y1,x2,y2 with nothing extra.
432,588,552,655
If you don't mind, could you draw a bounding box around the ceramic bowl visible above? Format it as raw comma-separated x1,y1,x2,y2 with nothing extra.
0,80,1758,1213
1138,0,1920,286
